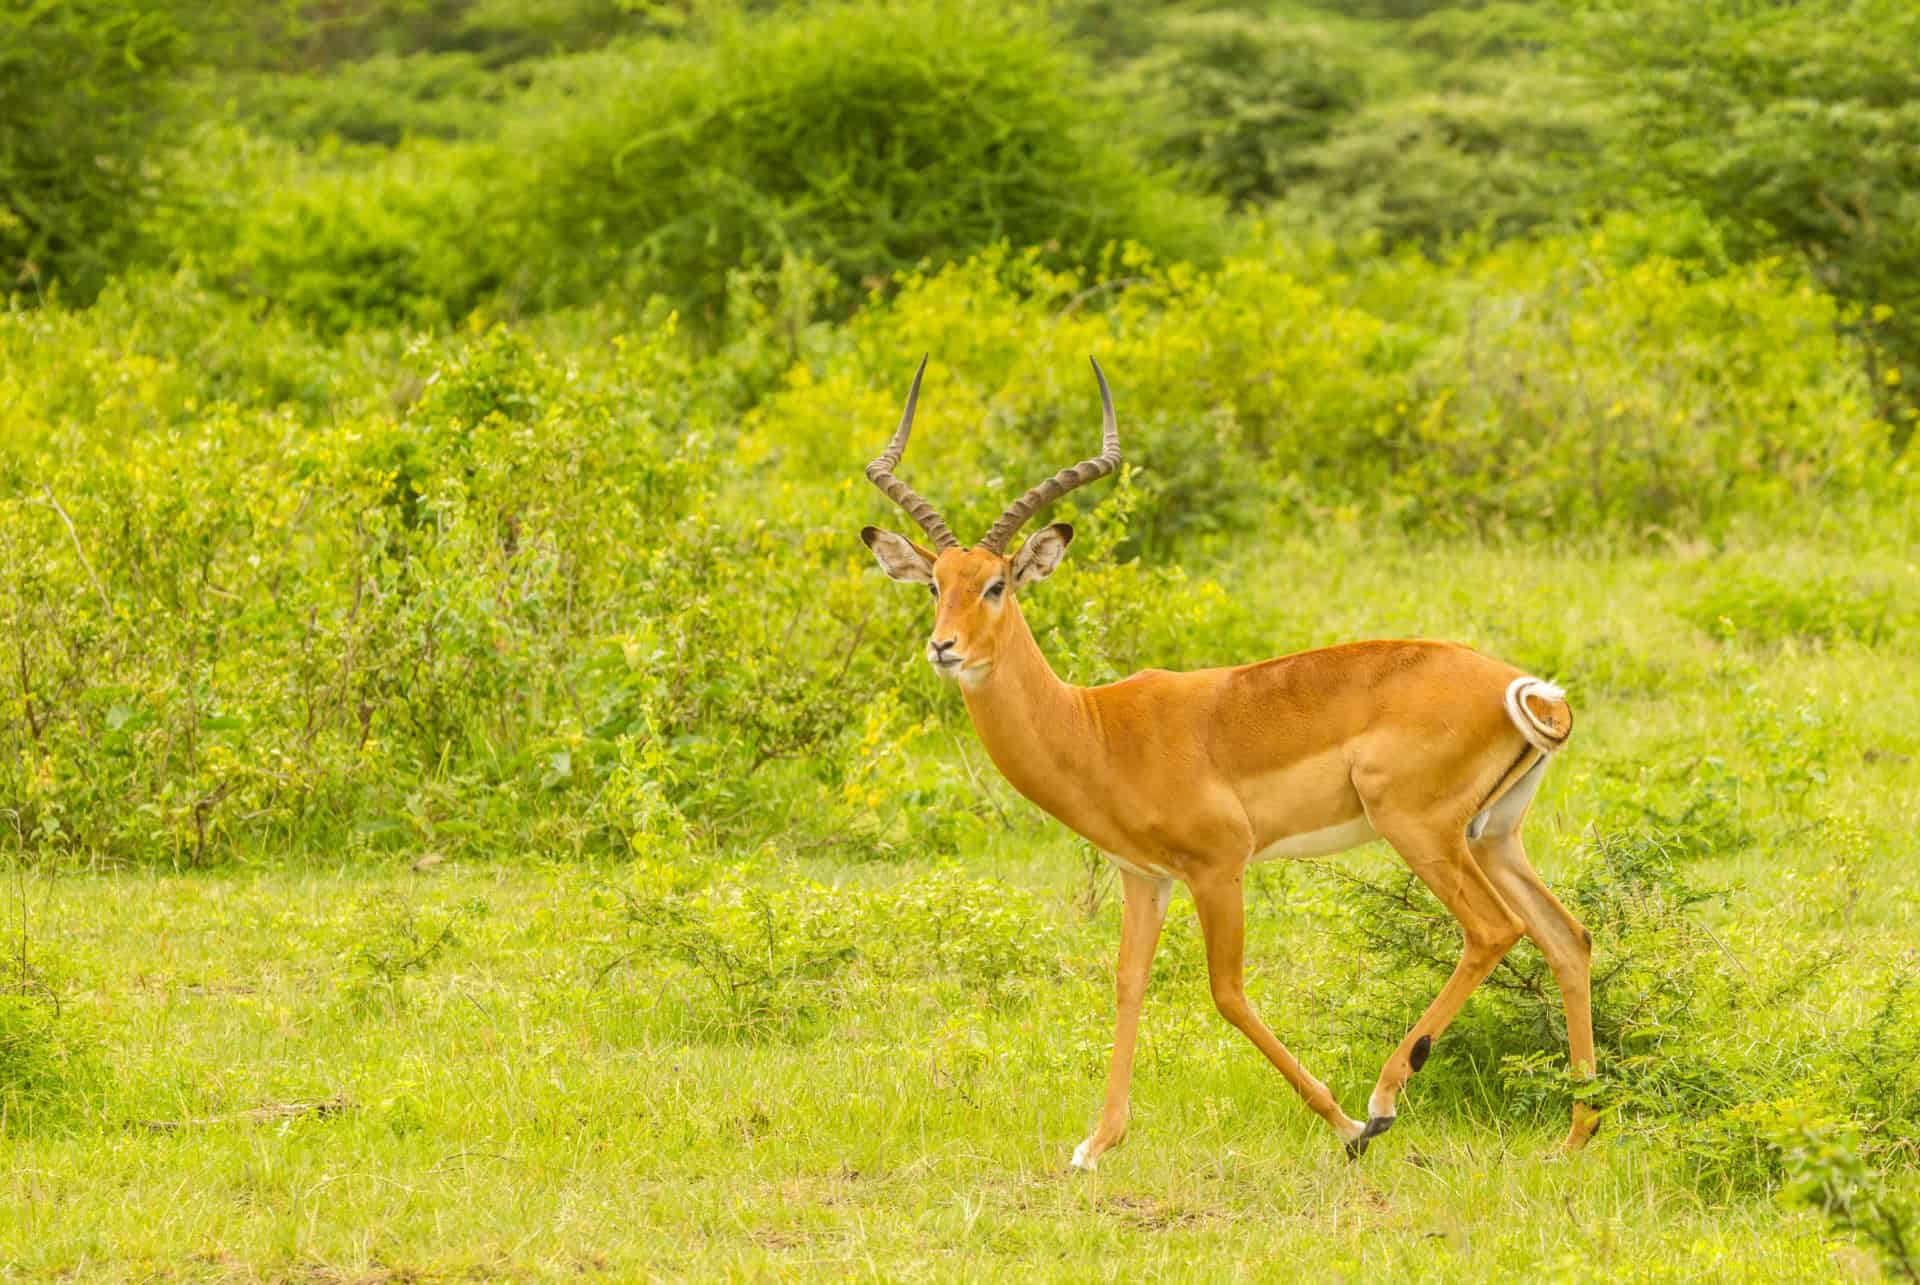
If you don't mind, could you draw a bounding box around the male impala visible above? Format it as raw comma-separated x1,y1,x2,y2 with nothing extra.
859,357,1599,1166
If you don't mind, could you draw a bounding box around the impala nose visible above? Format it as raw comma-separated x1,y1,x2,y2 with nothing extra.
929,638,960,666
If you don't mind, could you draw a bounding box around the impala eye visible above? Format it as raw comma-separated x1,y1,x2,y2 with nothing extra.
928,584,938,599
983,580,1005,602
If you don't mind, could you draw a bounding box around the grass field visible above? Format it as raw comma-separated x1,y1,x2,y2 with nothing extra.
9,532,1916,1281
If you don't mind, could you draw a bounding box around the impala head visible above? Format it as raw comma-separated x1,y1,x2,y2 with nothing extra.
858,355,1120,686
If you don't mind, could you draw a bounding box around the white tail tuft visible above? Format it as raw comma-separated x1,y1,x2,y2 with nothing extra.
1504,676,1569,754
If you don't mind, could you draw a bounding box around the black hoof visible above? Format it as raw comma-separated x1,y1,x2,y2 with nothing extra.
1409,1034,1432,1073
1343,1115,1395,1160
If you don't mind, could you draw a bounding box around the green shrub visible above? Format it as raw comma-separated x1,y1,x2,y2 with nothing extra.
617,876,864,1042
1323,824,1920,1198
160,129,509,333
213,53,516,146
607,866,1065,1039
0,296,937,867
0,0,186,300
1352,224,1893,534
510,2,1223,327
763,227,1893,545
1780,1117,1920,1281
1325,827,1737,1119
1124,10,1376,206
1569,0,1920,450
1,223,1904,869
0,960,103,1135
208,0,644,71
1287,72,1604,247
347,897,490,1010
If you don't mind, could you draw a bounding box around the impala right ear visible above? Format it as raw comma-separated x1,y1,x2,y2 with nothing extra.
1011,523,1073,588
861,526,936,585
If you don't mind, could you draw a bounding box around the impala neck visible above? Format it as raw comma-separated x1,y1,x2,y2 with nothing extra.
959,600,1100,823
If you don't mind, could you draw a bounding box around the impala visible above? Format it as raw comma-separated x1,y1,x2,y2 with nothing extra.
858,356,1599,1167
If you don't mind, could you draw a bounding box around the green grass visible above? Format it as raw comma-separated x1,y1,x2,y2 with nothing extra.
7,531,1915,1281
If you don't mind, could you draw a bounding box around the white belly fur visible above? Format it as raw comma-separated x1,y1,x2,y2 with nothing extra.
1104,852,1176,880
1250,815,1378,863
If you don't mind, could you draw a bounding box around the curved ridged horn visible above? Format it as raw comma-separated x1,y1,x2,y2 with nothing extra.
864,355,959,551
978,356,1121,555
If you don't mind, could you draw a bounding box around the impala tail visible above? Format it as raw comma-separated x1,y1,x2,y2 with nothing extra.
1504,676,1572,754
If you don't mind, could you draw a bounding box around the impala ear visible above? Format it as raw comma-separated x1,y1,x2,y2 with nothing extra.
1011,523,1073,588
861,526,936,585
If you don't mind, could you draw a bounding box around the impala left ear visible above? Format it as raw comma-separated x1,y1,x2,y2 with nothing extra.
1011,523,1073,588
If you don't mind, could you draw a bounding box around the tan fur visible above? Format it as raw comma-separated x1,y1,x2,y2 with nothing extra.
866,533,1596,1166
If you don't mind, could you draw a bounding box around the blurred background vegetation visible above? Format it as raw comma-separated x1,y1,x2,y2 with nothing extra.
5,0,1915,872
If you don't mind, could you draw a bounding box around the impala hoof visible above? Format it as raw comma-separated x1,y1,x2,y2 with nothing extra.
1561,1103,1602,1152
1070,1139,1098,1171
1343,1114,1395,1160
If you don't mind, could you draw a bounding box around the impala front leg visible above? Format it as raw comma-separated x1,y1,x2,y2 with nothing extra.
1072,867,1172,1171
1189,871,1368,1150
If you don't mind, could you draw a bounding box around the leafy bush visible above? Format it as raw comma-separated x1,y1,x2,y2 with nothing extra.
617,877,864,1041
1107,3,1607,245
1780,1118,1920,1282
1325,827,1735,1119
5,202,1906,869
160,129,510,333
1,314,714,866
763,228,1894,547
510,2,1222,326
213,53,517,146
347,897,490,1009
608,867,1063,1039
1125,10,1375,206
1354,225,1894,534
1288,71,1604,247
0,0,186,300
1570,0,1920,449
1325,824,1920,1197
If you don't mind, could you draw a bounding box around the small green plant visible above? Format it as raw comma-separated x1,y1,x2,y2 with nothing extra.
348,897,488,1008
614,879,860,1043
0,946,101,1135
1778,1117,1920,1282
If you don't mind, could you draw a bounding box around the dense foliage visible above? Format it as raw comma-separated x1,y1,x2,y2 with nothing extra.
5,237,1902,871
0,0,186,299
1573,0,1920,448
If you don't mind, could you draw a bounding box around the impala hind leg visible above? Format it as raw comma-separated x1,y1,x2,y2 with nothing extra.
1358,820,1525,1155
1189,872,1369,1149
1471,829,1600,1151
1072,868,1172,1171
